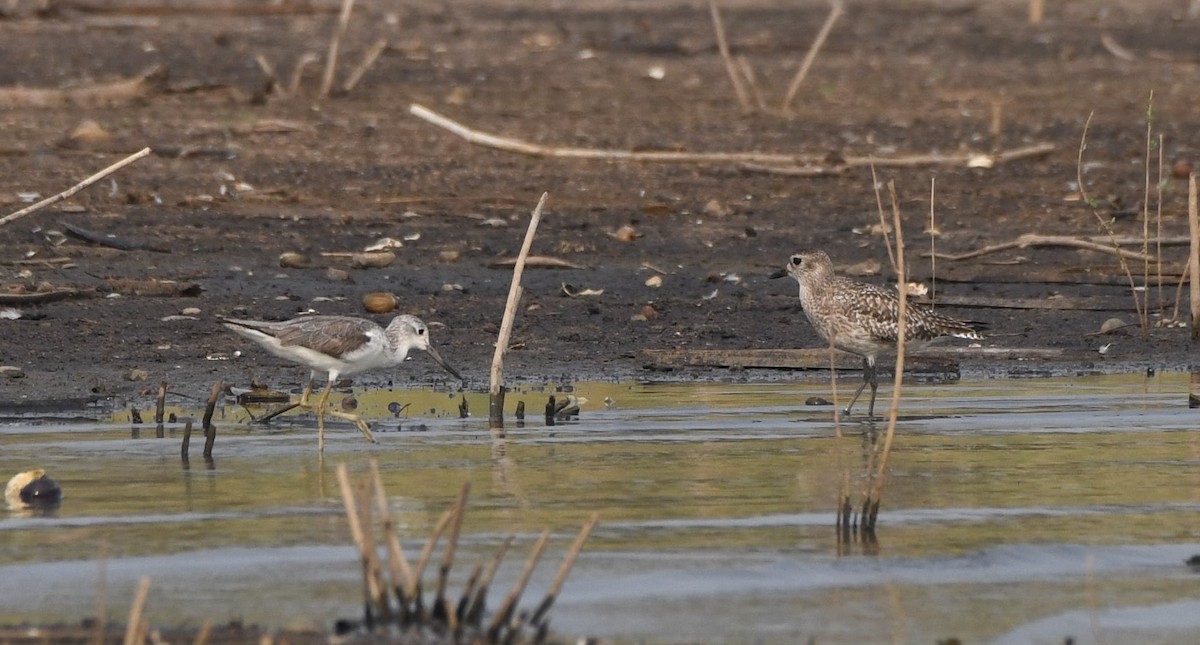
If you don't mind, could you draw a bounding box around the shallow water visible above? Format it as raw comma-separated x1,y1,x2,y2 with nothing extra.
2,373,1199,644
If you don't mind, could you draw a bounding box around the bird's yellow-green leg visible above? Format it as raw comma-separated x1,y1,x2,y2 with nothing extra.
314,379,336,452
324,409,376,444
298,378,316,408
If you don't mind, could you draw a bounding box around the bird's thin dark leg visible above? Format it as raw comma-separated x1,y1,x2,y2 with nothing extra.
865,359,879,418
843,357,872,416
314,379,336,453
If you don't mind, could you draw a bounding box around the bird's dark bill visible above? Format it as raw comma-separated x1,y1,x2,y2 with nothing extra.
768,269,787,279
425,346,462,381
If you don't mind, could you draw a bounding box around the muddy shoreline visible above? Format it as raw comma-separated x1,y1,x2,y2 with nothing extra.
2,0,1200,412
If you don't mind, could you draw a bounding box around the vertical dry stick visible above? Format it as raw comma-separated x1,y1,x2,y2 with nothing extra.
490,193,548,429
869,181,909,529
320,0,356,97
342,38,388,94
1189,173,1200,340
192,620,212,645
828,339,841,437
780,0,845,111
928,176,937,307
465,535,514,626
356,479,390,621
708,0,752,111
487,529,551,637
122,577,151,645
1141,92,1154,336
368,460,414,598
871,165,897,273
202,380,222,459
1029,0,1045,24
408,508,454,602
336,464,385,626
735,56,767,110
154,382,167,424
1156,134,1165,315
289,53,319,97
434,482,471,618
0,147,152,226
529,512,600,627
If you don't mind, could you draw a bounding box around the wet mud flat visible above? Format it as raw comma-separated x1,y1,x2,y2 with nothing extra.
0,0,1199,407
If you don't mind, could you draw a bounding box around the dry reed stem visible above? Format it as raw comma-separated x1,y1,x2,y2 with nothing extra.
466,535,514,625
409,103,1054,169
529,512,600,627
320,0,356,97
1141,93,1154,335
1029,0,1045,23
122,577,151,645
434,482,471,615
1077,111,1147,330
871,165,897,274
355,479,390,622
0,147,151,227
192,620,212,645
1189,173,1200,339
869,181,909,526
254,54,278,96
738,162,844,176
487,529,551,637
490,193,548,429
408,508,454,601
828,341,841,436
343,38,388,93
289,53,319,97
202,380,222,458
1156,134,1165,315
929,233,1160,263
708,0,752,111
781,0,844,110
154,382,167,424
929,177,937,307
735,55,767,110
368,460,414,594
335,464,386,620
0,66,166,108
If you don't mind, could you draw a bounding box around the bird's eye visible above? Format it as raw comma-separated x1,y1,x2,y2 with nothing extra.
790,256,802,266
418,328,426,335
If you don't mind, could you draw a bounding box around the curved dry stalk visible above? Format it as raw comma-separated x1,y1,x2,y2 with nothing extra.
708,0,751,111
781,0,845,110
0,147,151,227
926,233,1160,263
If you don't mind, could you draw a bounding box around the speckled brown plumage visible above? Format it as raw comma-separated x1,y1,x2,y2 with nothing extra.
771,250,983,417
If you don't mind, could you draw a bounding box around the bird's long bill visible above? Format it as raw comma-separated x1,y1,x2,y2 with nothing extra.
425,345,462,381
768,268,788,279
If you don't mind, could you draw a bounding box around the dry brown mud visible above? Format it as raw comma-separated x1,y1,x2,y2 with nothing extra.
2,0,1199,410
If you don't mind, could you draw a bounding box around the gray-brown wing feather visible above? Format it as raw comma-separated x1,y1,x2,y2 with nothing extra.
832,278,981,343
225,316,374,359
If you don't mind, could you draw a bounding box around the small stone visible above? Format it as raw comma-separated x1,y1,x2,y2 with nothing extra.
1172,159,1192,180
438,250,461,263
0,365,25,379
325,267,351,282
362,292,397,314
181,307,201,316
645,275,662,288
613,224,638,242
1099,318,1128,334
278,252,309,268
703,199,730,217
127,368,150,382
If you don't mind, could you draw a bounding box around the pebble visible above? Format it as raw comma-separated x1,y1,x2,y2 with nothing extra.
1,365,25,379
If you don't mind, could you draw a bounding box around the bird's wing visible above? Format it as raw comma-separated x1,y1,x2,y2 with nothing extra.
832,279,974,342
273,317,375,359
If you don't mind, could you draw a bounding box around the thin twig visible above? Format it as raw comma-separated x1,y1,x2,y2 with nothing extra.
708,0,752,111
487,530,550,638
368,460,413,597
490,193,548,429
465,536,514,626
529,512,599,627
927,233,1160,263
408,508,454,601
735,55,767,110
433,482,471,619
122,577,151,645
0,147,151,227
1189,173,1200,339
320,0,356,97
1156,133,1165,315
929,176,937,307
336,464,386,624
409,103,1054,169
781,0,845,110
289,53,319,97
342,38,388,93
1141,92,1154,335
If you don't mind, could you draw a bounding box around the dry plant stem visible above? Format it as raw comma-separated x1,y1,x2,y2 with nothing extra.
289,53,319,96
871,165,897,273
154,381,167,424
122,577,151,645
356,479,391,622
1077,111,1146,331
929,177,937,307
489,193,548,429
0,65,166,108
434,483,472,615
336,465,386,622
368,460,414,595
487,530,551,637
465,536,514,625
192,620,212,645
1141,93,1154,335
342,38,387,93
202,380,221,458
0,147,151,226
1189,173,1200,339
929,233,1159,263
869,181,909,527
707,0,752,111
780,0,845,110
408,508,454,601
1029,0,1045,23
1156,134,1165,314
735,56,767,110
254,54,279,95
828,340,841,436
529,512,600,627
320,0,356,97
410,103,1054,168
